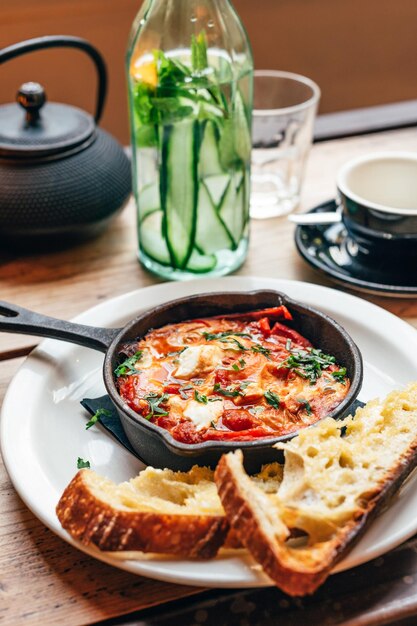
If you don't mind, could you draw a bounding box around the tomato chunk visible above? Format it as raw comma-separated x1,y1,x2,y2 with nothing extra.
222,409,258,431
271,322,312,348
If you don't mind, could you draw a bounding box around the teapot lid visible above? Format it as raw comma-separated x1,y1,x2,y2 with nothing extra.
0,82,95,160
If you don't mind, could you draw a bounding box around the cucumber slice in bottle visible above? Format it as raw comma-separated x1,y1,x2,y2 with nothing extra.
218,90,251,170
138,183,160,221
139,211,169,265
140,211,216,272
198,121,224,178
204,174,230,208
219,171,248,248
160,120,200,269
195,183,234,253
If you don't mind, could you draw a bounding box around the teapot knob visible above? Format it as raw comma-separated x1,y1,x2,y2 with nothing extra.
17,82,46,125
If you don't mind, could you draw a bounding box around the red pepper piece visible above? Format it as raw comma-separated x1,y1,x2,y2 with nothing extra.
257,317,271,337
271,322,312,348
163,383,181,394
211,305,293,322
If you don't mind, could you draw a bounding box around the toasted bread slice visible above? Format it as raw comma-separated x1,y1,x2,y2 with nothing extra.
215,383,417,596
57,465,228,558
56,460,284,557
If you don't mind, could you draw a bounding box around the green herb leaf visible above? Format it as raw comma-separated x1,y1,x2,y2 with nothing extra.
332,367,347,384
114,351,143,377
264,390,280,409
77,457,90,469
297,398,312,415
85,408,112,430
210,420,218,429
179,384,193,400
191,30,208,72
194,390,208,404
251,344,271,360
232,357,246,372
143,392,169,420
203,330,250,352
282,348,337,384
285,339,292,351
213,382,240,397
203,331,252,341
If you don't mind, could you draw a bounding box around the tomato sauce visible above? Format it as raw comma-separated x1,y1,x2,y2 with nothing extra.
115,306,349,444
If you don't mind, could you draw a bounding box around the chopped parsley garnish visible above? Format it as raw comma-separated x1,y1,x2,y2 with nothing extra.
285,339,292,351
179,384,193,399
232,358,247,372
143,392,169,420
77,457,90,469
85,408,112,430
210,420,218,429
203,331,250,351
194,379,204,386
227,337,249,351
264,390,280,409
213,382,240,397
114,351,143,377
297,398,312,415
203,330,252,341
194,390,208,404
208,397,222,402
332,367,347,384
251,344,271,359
282,348,337,384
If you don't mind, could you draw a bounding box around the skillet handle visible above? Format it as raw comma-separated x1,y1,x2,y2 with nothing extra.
0,301,120,353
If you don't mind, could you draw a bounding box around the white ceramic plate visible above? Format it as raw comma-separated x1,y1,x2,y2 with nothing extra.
2,276,417,588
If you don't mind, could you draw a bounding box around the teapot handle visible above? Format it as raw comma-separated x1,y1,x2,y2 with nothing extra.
0,35,107,124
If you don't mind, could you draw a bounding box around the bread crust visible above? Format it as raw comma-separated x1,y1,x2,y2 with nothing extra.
215,440,417,596
56,470,229,559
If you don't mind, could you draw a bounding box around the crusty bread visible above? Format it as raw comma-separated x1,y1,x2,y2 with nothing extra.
57,465,228,558
56,460,284,557
215,382,417,596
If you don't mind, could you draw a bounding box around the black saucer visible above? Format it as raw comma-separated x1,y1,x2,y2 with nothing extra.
294,200,417,297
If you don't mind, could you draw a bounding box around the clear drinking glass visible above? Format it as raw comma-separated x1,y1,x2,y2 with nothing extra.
251,70,320,219
126,0,253,280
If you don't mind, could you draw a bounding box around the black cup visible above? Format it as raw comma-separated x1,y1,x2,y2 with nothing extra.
337,152,417,257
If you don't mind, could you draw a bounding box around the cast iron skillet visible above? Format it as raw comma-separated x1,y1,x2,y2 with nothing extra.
0,290,363,471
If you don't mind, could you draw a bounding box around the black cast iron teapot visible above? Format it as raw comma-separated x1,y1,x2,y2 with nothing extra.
0,35,131,247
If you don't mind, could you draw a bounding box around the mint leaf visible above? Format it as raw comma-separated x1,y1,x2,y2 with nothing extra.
77,457,90,469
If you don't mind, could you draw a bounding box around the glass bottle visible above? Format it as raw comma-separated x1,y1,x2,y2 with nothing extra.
126,0,253,280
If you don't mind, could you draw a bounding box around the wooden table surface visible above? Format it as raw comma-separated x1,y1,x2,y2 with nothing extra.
1,125,417,626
